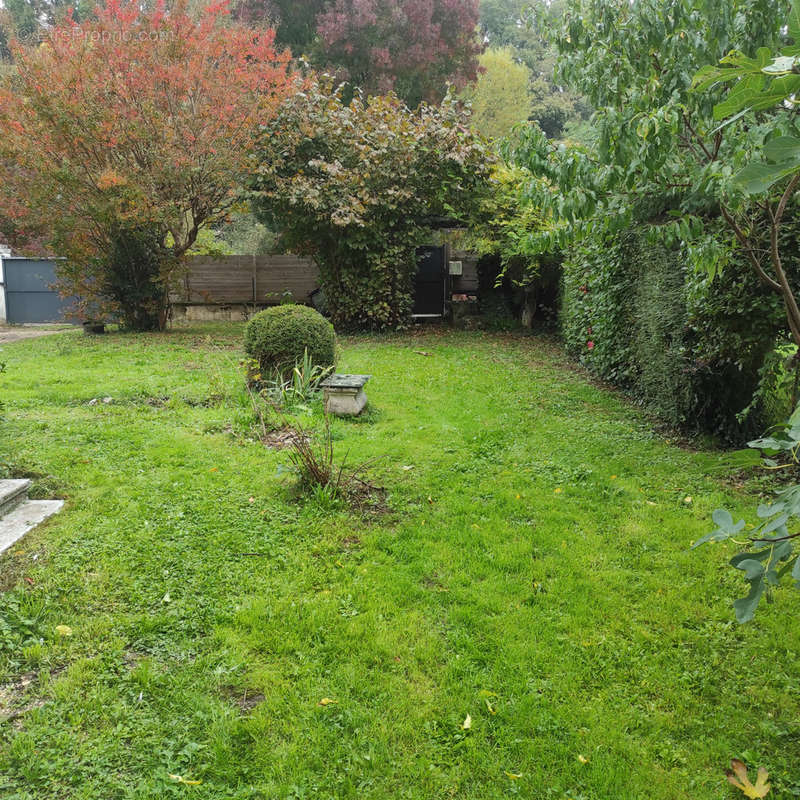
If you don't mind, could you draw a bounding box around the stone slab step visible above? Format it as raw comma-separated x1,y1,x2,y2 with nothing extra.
0,479,31,517
0,499,64,555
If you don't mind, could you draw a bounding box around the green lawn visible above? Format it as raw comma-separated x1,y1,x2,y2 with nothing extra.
0,325,798,800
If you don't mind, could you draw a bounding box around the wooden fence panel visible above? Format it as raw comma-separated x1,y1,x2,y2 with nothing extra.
255,255,319,303
176,255,320,305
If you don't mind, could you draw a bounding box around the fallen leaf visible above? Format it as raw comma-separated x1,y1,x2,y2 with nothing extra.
401,465,414,471
461,714,472,730
726,759,771,798
23,576,34,586
484,697,497,715
684,496,692,504
414,351,432,356
505,771,522,780
168,774,202,786
578,754,589,764
610,475,617,480
318,697,338,706
248,497,255,503
54,625,72,637
209,467,218,472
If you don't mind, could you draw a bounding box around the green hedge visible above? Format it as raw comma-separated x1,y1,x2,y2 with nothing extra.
560,229,789,442
244,305,336,377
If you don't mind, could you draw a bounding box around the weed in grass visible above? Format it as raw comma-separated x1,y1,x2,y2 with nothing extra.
282,413,384,509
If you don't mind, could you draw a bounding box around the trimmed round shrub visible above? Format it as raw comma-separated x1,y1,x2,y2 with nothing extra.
244,305,336,376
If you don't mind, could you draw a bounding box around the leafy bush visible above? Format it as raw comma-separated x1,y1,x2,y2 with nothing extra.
695,404,800,622
247,79,494,330
100,225,176,331
560,228,789,441
244,305,336,377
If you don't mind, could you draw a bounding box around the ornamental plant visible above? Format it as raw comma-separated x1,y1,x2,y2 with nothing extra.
247,79,494,329
244,305,336,377
0,0,294,330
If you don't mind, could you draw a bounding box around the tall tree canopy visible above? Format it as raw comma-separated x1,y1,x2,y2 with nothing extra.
0,0,295,328
478,0,587,138
234,0,482,107
509,0,788,257
461,46,531,141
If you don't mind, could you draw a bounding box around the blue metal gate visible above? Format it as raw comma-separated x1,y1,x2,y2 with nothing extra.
2,258,73,324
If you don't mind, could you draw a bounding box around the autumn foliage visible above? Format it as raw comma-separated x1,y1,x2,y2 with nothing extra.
247,79,494,329
0,0,294,328
235,0,482,107
315,0,482,106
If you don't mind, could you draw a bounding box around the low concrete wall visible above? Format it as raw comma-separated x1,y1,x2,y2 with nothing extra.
171,302,257,322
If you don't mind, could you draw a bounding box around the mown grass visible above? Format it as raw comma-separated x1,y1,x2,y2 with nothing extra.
0,324,798,800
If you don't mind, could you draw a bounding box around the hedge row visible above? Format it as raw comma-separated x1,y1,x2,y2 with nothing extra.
560,229,791,442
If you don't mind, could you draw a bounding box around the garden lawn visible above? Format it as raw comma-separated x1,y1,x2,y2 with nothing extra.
0,325,798,800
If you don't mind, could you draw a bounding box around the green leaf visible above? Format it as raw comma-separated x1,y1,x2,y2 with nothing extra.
734,558,766,581
691,64,743,93
713,75,764,120
761,55,800,75
734,157,800,194
763,135,800,162
711,508,746,534
749,74,800,111
789,0,800,45
693,508,745,548
756,502,784,518
792,554,800,586
730,549,771,568
733,576,766,623
756,513,790,537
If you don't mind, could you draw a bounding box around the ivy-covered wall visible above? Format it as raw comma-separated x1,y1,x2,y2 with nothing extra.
560,229,790,442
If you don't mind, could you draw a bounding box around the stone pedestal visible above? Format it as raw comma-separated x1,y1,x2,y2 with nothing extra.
321,374,371,416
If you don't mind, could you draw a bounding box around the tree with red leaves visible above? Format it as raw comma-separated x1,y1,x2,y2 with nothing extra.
316,0,481,106
0,0,294,329
236,0,481,107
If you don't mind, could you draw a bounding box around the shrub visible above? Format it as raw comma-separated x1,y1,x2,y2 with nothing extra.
560,227,790,442
244,305,336,377
246,79,494,330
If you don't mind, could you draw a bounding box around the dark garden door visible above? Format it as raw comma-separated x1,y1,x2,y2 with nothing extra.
2,258,72,323
413,246,447,317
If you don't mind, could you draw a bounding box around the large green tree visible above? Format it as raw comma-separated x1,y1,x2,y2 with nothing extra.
509,0,789,275
691,1,800,621
478,0,587,138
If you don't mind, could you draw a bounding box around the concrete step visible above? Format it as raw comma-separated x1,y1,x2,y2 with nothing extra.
0,479,31,517
0,499,64,555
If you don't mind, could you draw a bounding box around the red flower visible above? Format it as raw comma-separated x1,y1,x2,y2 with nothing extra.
587,340,594,350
